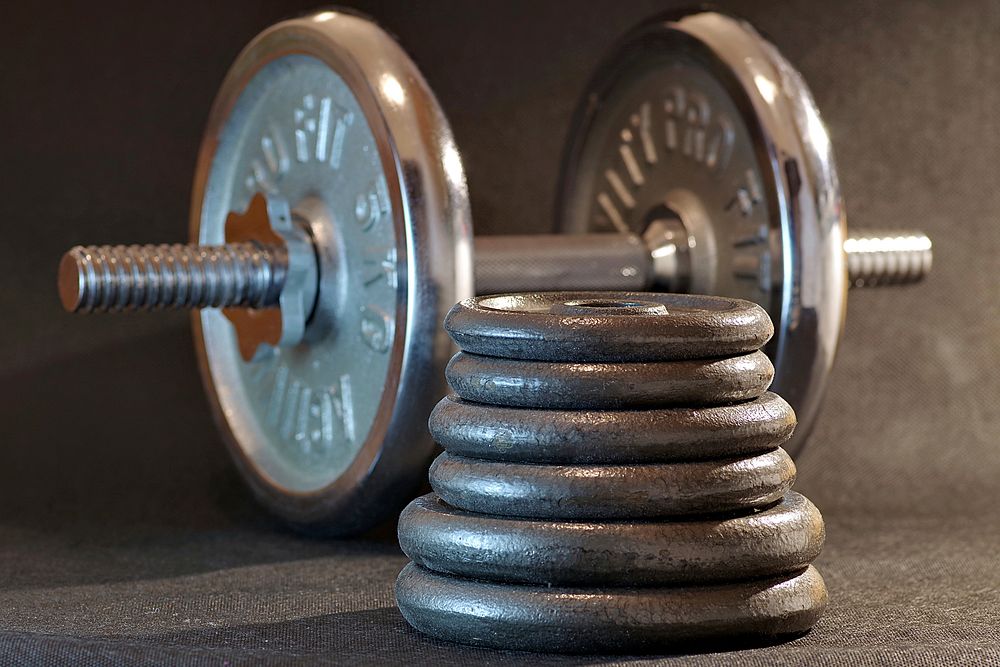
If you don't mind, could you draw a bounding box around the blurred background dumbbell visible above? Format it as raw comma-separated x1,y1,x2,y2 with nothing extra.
396,292,827,653
54,9,930,534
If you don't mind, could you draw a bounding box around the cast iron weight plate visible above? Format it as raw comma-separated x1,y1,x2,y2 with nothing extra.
427,449,795,519
398,492,824,587
428,392,797,463
444,292,773,362
396,563,828,653
445,349,774,409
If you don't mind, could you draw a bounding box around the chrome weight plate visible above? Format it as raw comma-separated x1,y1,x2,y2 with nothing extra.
191,10,473,533
558,10,847,455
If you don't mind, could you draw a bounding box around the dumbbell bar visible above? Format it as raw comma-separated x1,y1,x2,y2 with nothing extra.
61,229,930,313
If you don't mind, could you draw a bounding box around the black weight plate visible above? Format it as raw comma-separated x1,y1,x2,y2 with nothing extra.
395,563,827,653
444,292,773,362
446,350,773,409
429,449,794,519
398,492,823,586
429,392,796,463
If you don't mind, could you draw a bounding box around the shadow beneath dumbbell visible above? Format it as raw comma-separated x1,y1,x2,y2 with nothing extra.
0,324,405,590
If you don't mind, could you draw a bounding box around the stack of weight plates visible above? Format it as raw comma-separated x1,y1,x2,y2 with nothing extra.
395,292,827,653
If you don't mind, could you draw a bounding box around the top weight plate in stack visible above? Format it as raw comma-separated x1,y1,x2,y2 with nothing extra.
444,292,773,362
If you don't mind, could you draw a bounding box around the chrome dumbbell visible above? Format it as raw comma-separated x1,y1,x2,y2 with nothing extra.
57,9,931,534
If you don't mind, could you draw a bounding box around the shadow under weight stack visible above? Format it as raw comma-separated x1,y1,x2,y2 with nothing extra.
395,292,827,653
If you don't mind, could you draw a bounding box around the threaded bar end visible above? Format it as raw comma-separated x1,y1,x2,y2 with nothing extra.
844,230,932,288
59,243,288,313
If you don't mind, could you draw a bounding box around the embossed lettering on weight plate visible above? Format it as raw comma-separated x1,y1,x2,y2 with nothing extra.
244,125,290,194
595,86,736,233
238,88,387,457
243,93,356,195
294,94,355,166
252,355,357,453
589,78,772,295
356,174,397,352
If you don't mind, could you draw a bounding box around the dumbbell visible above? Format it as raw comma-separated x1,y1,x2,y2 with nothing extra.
56,9,931,535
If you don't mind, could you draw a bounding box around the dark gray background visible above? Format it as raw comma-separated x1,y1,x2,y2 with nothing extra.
1,0,998,664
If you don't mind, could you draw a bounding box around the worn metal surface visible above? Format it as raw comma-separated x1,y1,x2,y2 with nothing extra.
445,292,773,362
428,392,797,463
428,450,795,519
396,563,828,654
445,349,773,408
398,492,822,586
398,286,827,651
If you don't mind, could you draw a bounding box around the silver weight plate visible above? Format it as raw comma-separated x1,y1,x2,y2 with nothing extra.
558,10,847,456
190,10,472,533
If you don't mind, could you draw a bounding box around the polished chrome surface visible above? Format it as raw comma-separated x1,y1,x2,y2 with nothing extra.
218,192,318,361
642,216,692,292
558,10,850,455
696,12,848,453
58,242,287,313
845,230,933,287
190,10,473,531
473,228,701,295
473,233,652,294
52,8,935,530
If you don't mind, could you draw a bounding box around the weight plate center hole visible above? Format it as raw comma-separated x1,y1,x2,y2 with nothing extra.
549,299,669,317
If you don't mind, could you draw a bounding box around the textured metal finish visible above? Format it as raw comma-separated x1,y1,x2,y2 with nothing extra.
845,230,933,287
59,243,287,313
396,563,828,654
445,292,773,362
446,350,773,409
429,392,796,463
397,289,826,651
399,492,822,586
428,450,795,519
188,10,473,534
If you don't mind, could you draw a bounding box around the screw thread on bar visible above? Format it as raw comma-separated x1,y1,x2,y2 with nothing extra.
844,230,933,288
59,243,289,313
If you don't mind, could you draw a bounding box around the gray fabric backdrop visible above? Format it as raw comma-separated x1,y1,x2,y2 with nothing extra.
0,0,997,664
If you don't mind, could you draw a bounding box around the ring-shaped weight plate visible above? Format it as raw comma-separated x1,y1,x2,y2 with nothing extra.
429,393,796,463
445,292,772,362
446,350,773,409
190,10,473,534
428,449,794,519
396,563,827,653
398,492,824,586
557,10,847,456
